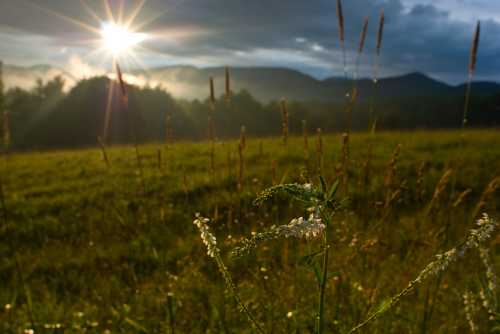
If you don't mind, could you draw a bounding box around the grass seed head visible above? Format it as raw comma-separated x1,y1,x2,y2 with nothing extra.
376,10,385,55
336,0,345,43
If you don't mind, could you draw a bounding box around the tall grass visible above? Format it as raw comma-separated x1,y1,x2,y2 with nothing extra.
462,21,481,129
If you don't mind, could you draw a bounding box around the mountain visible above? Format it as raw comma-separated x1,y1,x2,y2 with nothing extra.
3,64,500,103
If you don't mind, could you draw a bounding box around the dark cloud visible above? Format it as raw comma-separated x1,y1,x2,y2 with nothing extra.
0,0,498,83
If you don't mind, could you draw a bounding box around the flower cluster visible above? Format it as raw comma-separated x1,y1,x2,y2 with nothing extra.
349,214,498,334
232,211,325,257
479,246,497,294
463,291,478,333
416,214,497,282
193,213,219,258
277,213,325,239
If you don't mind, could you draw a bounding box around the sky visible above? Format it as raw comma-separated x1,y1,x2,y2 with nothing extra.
0,0,499,84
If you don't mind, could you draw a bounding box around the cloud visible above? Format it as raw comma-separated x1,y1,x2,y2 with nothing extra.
0,0,499,83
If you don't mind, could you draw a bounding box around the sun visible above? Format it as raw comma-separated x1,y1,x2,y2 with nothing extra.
100,22,148,57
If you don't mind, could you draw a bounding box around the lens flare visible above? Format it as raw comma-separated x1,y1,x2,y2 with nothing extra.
100,22,148,56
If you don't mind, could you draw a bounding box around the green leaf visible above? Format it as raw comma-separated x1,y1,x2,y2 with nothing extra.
319,176,327,193
313,264,322,286
328,180,340,200
299,249,325,267
124,317,149,333
253,183,321,206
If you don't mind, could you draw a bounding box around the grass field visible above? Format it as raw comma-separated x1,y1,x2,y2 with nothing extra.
0,129,499,333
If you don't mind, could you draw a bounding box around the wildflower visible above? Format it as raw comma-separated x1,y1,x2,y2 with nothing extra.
463,291,478,333
287,311,293,318
193,213,218,258
349,214,498,334
479,246,497,294
4,304,11,311
192,214,265,333
280,214,325,239
416,214,497,282
232,211,325,257
479,289,496,320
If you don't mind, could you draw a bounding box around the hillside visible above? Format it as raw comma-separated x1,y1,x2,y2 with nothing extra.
3,75,500,149
5,64,500,103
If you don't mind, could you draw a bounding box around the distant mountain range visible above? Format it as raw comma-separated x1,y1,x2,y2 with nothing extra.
4,64,500,102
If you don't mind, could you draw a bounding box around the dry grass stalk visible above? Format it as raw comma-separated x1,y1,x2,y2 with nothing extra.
384,144,402,189
469,21,481,75
271,159,278,185
3,110,10,151
226,149,232,179
316,128,324,174
97,136,110,168
237,142,244,192
355,17,369,79
368,11,384,133
208,78,217,175
382,189,402,221
472,176,499,219
0,61,6,151
165,112,173,144
209,76,215,106
415,161,427,203
463,21,481,128
346,86,358,135
208,77,216,141
210,141,215,175
114,66,129,113
281,99,289,146
0,60,3,99
453,189,472,208
240,125,247,150
336,0,344,44
302,120,309,165
360,142,373,192
426,169,453,216
302,120,309,151
336,0,347,78
358,17,369,55
376,10,385,57
225,66,231,103
373,10,385,84
341,133,350,195
115,62,146,194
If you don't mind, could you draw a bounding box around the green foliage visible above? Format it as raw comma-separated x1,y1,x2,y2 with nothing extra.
0,131,498,333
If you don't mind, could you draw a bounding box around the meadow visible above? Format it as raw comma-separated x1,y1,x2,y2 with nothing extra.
0,129,499,333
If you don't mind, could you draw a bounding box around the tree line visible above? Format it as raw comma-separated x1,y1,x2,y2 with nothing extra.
0,71,499,150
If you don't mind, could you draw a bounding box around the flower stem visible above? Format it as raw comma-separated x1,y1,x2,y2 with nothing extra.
317,228,329,333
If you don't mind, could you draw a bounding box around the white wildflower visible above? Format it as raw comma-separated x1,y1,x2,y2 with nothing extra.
417,214,498,282
463,291,478,333
478,289,496,320
193,213,219,258
232,209,325,257
302,183,313,192
277,213,325,240
479,246,497,294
